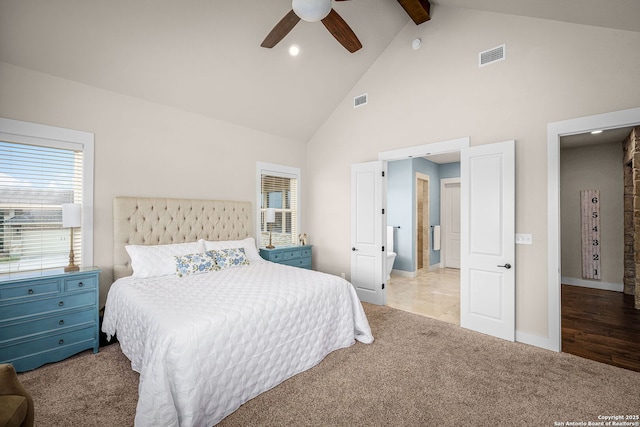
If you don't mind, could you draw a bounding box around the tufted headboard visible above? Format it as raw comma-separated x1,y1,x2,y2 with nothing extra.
113,197,253,281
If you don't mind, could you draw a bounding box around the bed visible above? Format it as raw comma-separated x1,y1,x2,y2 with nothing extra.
101,197,373,427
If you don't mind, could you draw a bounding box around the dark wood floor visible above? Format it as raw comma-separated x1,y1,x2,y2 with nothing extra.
562,284,640,372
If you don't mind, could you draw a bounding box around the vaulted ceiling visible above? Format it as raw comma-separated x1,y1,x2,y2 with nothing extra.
1,0,638,142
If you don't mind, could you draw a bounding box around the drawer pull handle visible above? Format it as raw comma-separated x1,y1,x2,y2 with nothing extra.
59,320,65,325
58,301,64,307
58,339,64,345
78,282,84,287
27,289,34,294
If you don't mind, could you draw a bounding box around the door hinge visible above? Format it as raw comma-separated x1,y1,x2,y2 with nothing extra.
382,246,385,252
382,283,385,290
381,171,385,177
382,208,385,214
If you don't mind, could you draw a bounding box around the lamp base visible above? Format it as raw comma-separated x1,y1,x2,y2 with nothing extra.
65,243,79,272
266,229,275,249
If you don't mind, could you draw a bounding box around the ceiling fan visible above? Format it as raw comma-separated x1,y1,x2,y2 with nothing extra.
261,0,432,54
261,0,362,53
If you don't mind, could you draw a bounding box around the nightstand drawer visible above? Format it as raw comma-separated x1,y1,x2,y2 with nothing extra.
0,291,96,322
260,245,312,270
265,251,284,262
0,325,95,361
64,275,97,291
0,308,96,342
0,278,61,301
281,258,312,269
282,249,301,260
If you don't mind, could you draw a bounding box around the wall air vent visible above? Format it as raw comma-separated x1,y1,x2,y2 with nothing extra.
479,44,506,67
354,93,368,108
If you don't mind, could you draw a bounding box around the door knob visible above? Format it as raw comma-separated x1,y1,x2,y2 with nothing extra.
352,247,358,251
497,263,512,269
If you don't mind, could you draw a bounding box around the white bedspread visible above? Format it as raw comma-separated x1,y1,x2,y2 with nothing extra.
102,260,373,427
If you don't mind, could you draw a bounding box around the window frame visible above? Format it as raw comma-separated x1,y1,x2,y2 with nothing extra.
256,162,301,248
0,117,94,269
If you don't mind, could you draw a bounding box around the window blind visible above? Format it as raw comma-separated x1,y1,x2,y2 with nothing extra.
260,173,298,247
0,141,83,273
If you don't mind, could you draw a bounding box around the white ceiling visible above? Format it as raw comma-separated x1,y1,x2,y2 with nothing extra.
1,0,638,142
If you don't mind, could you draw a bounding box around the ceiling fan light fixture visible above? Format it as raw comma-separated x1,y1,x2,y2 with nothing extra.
292,0,331,22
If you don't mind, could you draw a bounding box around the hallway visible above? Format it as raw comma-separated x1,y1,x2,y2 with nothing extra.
562,284,640,372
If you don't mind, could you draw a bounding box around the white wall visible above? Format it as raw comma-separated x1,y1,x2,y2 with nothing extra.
560,142,624,290
306,5,640,339
0,62,307,304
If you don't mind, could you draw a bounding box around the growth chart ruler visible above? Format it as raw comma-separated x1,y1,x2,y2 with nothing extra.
581,190,601,280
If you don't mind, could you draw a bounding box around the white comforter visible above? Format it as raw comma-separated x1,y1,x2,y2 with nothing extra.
102,260,373,427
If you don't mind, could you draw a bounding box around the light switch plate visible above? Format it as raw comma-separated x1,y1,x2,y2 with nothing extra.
515,234,533,245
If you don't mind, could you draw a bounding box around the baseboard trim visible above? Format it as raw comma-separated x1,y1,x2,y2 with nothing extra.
516,330,557,352
390,269,416,278
561,276,623,292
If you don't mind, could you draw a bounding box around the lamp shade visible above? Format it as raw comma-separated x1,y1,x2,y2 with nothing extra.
265,208,276,223
292,0,331,22
62,203,82,228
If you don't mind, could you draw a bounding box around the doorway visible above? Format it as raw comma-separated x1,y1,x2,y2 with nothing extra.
386,158,461,325
548,106,640,352
355,137,515,340
416,173,430,270
558,126,640,370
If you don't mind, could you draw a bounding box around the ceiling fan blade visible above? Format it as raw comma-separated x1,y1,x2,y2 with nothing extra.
261,10,301,48
397,0,431,25
321,9,362,53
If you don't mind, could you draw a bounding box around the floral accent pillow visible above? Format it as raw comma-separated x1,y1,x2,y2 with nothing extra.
174,251,218,277
213,248,250,270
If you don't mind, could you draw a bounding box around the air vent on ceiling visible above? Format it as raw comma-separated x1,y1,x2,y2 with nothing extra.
354,93,368,108
479,44,506,67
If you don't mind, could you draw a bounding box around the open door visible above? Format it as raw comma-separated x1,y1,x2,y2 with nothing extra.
460,140,515,341
351,161,387,305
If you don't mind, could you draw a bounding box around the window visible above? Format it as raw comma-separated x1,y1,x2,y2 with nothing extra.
0,118,94,274
256,162,300,247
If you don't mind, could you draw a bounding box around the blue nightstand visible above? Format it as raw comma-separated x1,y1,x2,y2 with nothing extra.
0,267,100,372
259,245,312,269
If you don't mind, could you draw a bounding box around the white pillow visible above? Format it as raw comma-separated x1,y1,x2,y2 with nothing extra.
126,241,205,278
200,237,263,263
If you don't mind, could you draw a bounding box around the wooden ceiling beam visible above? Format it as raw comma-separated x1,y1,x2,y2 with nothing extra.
397,0,431,25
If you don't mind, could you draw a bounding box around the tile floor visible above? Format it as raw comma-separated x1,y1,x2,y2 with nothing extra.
386,267,460,325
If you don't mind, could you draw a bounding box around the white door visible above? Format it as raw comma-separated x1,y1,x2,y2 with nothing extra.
460,141,515,341
442,179,461,269
351,161,387,305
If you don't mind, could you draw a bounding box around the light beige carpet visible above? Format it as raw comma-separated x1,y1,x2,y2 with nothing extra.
18,304,640,426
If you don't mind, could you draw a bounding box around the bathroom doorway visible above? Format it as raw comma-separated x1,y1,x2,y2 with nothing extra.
386,155,461,325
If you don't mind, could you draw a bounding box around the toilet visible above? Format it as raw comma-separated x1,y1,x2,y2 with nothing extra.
386,226,397,280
